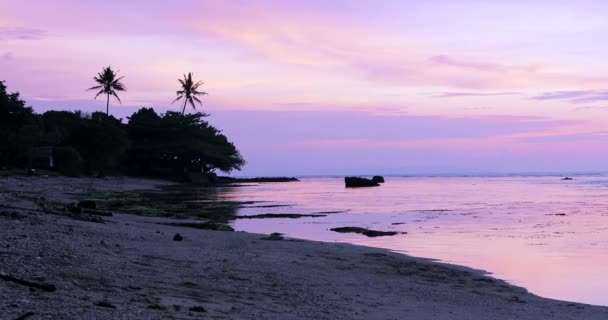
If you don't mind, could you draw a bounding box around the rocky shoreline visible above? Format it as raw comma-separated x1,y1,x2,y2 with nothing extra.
1,176,607,319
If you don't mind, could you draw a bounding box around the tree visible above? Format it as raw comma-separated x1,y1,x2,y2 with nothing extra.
127,108,244,179
68,112,128,175
88,66,126,115
173,72,207,115
0,81,41,167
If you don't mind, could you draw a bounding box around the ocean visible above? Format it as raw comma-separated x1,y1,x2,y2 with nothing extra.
214,175,608,306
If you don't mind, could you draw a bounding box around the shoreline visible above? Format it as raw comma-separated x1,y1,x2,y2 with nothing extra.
1,176,607,319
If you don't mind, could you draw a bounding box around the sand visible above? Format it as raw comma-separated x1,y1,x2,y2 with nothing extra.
1,176,606,319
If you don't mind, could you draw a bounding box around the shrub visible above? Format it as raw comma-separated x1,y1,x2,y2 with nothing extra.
53,146,83,177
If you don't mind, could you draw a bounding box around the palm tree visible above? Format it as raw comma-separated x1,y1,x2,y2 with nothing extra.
173,72,207,115
88,66,126,115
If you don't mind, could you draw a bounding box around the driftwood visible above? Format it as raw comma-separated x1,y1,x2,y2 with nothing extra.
0,272,56,292
15,312,35,320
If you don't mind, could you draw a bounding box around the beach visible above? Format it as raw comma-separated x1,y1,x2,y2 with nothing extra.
1,176,607,319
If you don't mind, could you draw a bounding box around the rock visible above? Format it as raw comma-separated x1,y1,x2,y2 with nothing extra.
330,227,400,237
344,177,379,188
189,306,207,313
561,177,573,180
173,233,184,241
95,301,116,309
371,176,385,183
78,200,96,209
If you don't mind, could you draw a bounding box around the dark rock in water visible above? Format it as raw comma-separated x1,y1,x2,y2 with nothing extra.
561,177,573,180
331,227,368,233
371,176,385,183
235,213,327,219
173,233,184,241
345,177,379,188
78,200,96,209
330,227,399,237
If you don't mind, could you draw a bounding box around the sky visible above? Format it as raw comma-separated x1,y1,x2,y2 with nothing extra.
2,0,608,176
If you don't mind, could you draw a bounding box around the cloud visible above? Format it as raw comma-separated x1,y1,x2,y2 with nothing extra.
573,106,608,111
430,55,540,73
0,27,46,40
432,92,520,98
1,52,13,60
531,90,608,103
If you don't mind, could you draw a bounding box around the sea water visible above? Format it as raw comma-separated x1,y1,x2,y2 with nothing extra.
215,176,608,306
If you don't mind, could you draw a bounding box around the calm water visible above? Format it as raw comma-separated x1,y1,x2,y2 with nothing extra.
215,176,608,306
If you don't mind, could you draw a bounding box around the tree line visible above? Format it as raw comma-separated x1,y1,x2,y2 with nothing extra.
0,70,245,179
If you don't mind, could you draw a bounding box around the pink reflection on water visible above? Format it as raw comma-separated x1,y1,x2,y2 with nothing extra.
223,176,608,305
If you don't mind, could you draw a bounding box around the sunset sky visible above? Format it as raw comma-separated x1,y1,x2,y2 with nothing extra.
2,0,608,175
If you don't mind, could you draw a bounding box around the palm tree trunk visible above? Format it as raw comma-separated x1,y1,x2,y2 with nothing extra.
106,93,110,115
182,99,187,115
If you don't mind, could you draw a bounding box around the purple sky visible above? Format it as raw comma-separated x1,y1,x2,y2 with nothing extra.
2,1,608,175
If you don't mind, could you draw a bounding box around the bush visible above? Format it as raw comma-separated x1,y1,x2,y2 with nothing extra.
53,146,83,177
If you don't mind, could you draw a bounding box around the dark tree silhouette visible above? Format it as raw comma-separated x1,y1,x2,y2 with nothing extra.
173,72,207,115
88,66,126,115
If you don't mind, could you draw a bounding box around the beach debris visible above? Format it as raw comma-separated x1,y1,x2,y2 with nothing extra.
261,233,284,241
78,199,97,209
236,213,327,219
95,301,116,309
0,272,56,292
173,233,184,241
14,312,35,320
371,176,385,183
345,177,380,188
189,306,207,313
330,227,401,237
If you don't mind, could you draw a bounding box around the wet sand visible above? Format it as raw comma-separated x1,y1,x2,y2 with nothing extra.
1,176,607,319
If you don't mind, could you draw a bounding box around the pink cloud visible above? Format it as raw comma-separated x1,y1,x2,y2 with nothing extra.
0,27,46,40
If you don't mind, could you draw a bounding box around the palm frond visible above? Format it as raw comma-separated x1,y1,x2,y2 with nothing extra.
93,89,105,98
110,91,122,103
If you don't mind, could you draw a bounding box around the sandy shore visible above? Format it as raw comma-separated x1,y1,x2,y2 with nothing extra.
1,176,607,319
